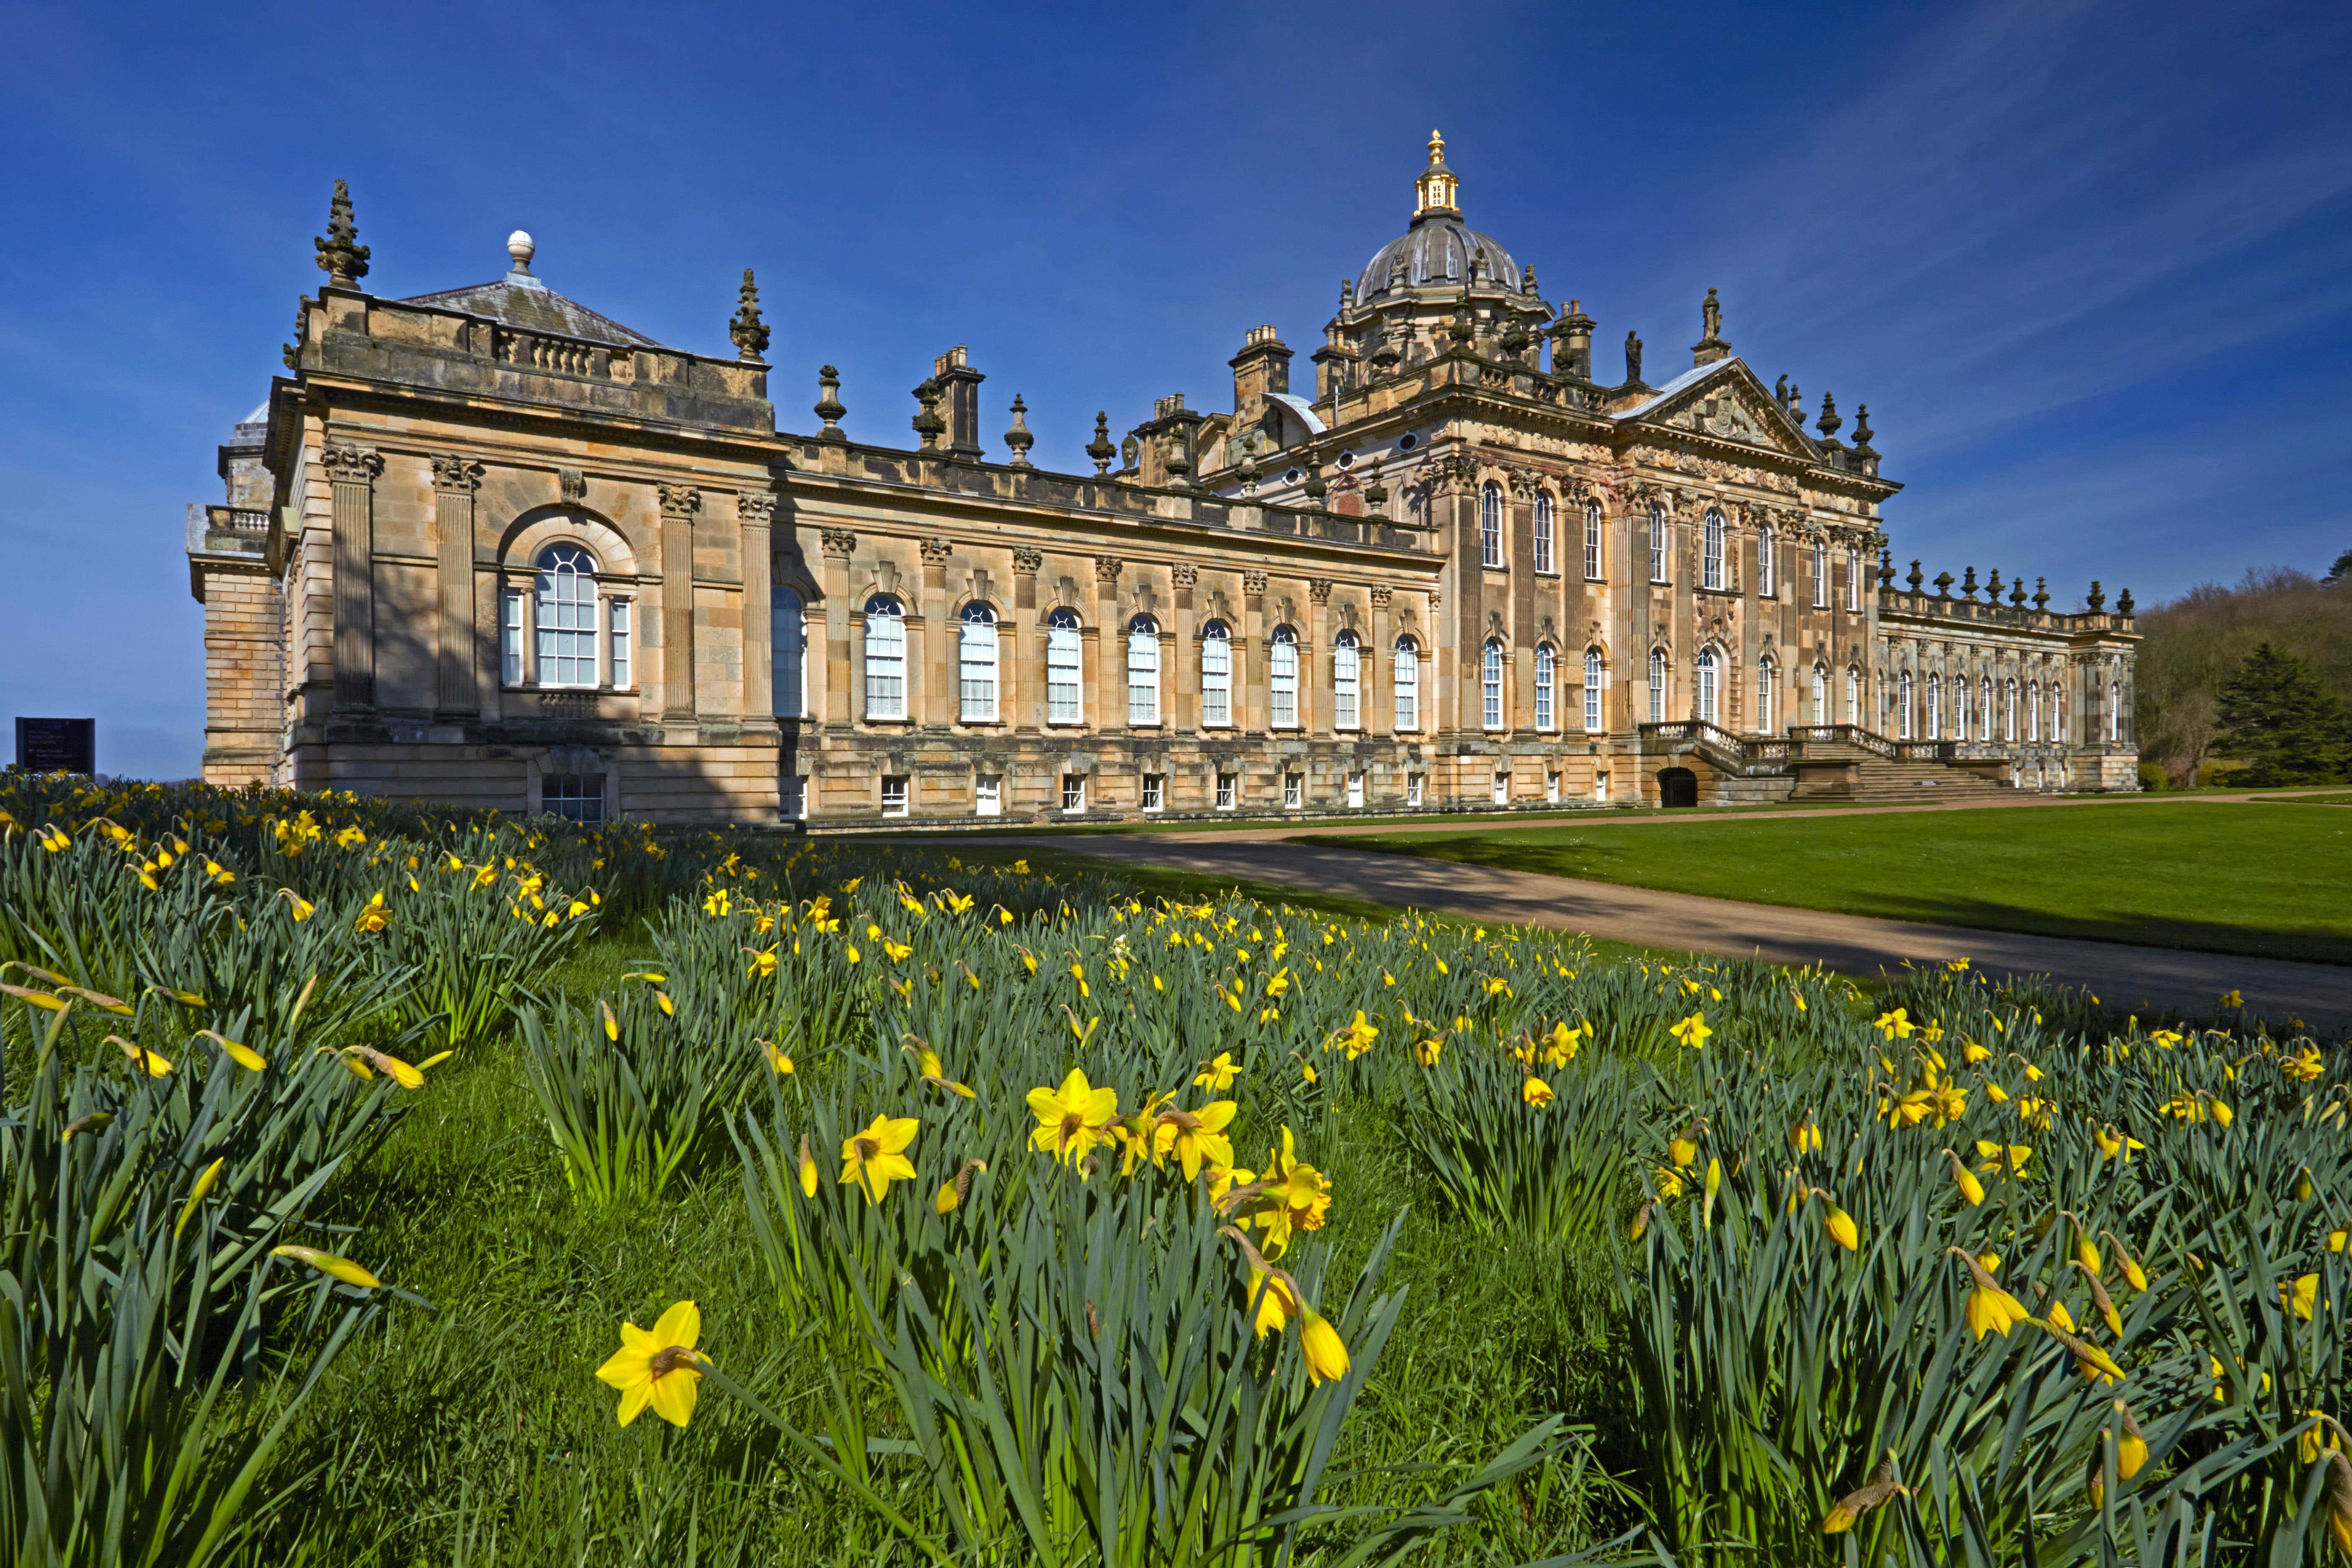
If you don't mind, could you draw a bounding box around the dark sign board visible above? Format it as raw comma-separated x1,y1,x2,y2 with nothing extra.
15,718,95,774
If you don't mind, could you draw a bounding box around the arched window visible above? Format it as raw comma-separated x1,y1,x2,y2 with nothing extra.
1046,607,1083,723
1480,482,1504,567
1583,648,1604,732
772,585,805,718
1534,643,1556,730
1533,493,1555,574
1648,647,1667,723
2110,678,2122,742
1269,625,1299,728
1846,546,1862,611
1811,663,1827,725
1759,525,1776,598
1200,620,1233,728
2004,678,2018,743
1846,666,1860,727
2055,684,2066,743
1927,673,1943,739
1696,647,1720,726
1898,669,1915,739
1812,540,1829,607
2028,680,2041,742
1702,510,1725,590
1583,500,1604,580
1333,630,1361,729
1393,635,1420,731
1955,673,1970,740
1756,655,1776,734
863,594,906,720
1648,504,1668,583
1127,614,1161,725
1481,639,1505,729
1981,676,1994,743
958,602,998,722
534,544,599,688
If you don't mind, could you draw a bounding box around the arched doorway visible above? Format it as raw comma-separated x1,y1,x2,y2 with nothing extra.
1658,767,1699,808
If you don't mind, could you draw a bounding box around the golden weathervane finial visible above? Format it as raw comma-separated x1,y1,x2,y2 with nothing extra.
1427,129,1445,165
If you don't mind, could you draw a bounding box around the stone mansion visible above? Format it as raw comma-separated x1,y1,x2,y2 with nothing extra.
187,138,2140,824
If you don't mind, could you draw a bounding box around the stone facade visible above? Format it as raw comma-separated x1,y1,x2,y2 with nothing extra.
186,144,2138,824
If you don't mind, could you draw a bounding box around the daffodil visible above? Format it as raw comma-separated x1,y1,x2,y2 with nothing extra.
1155,1100,1238,1180
1949,1247,2032,1339
1668,1011,1711,1049
839,1115,919,1202
1194,1052,1240,1091
1027,1068,1119,1164
1943,1148,1984,1206
797,1132,819,1197
1822,1451,1908,1534
1522,1075,1554,1107
107,1034,173,1077
1300,1310,1351,1385
2285,1272,2319,1321
595,1300,704,1427
1822,1199,1860,1252
175,1156,226,1236
271,1244,381,1288
758,1039,794,1075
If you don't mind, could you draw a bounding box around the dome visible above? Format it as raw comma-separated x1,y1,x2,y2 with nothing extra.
1359,215,1524,302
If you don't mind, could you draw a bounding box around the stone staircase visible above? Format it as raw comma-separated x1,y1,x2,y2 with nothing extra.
1640,722,2013,804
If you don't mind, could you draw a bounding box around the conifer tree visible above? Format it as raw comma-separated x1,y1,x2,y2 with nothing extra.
2214,642,2348,784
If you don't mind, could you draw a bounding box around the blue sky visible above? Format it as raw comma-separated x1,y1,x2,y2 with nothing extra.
3,0,2348,779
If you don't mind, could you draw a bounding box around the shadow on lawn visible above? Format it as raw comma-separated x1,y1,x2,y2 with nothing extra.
1301,834,2352,969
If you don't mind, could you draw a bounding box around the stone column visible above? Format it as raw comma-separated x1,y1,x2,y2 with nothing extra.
431,453,481,716
1308,579,1334,733
1011,547,1041,730
1171,564,1197,731
325,444,382,709
658,484,701,724
1240,571,1267,733
921,536,954,727
1368,585,1393,736
1093,555,1123,729
740,490,777,724
820,528,857,732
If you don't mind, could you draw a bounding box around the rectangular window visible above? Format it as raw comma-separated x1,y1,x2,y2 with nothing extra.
1535,654,1555,731
1649,514,1669,583
1758,534,1775,598
1583,505,1604,580
1127,627,1159,725
1142,774,1164,812
1333,642,1360,730
608,598,631,689
1813,543,1829,608
1493,771,1510,806
1533,497,1555,575
780,775,805,820
1583,656,1602,733
1270,637,1299,729
1047,623,1081,724
501,589,526,686
1846,547,1862,612
1201,633,1232,727
880,776,910,817
542,774,605,824
1406,773,1424,807
1481,485,1504,568
960,616,999,722
1283,773,1303,810
1346,771,1364,808
975,776,1002,817
865,612,907,720
1215,772,1236,810
1393,643,1419,731
1061,774,1086,813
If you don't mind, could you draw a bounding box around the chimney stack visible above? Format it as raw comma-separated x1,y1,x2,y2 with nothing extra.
931,346,985,459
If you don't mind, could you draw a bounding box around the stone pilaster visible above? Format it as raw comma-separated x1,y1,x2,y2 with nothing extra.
1011,546,1041,730
1242,570,1267,732
657,485,701,723
1093,555,1123,729
921,536,953,727
1368,584,1393,735
1171,564,1197,731
325,444,382,709
740,490,777,724
1308,578,1334,733
818,528,857,731
431,453,482,716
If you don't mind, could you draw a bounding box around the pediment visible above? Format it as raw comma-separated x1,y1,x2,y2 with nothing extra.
1617,361,1817,460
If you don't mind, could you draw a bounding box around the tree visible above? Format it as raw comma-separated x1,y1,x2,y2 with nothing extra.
2326,547,2352,585
2213,642,2348,785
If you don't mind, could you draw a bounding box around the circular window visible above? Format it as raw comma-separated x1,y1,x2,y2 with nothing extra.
1398,433,1418,451
1284,467,1302,484
1336,450,1355,470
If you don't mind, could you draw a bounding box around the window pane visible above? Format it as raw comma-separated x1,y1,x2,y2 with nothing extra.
1482,640,1503,729
1047,609,1082,723
534,544,599,688
1128,620,1159,725
609,598,631,689
1533,495,1553,574
1583,649,1602,732
1201,623,1231,727
1333,636,1359,730
960,605,998,722
1270,629,1297,729
501,589,525,686
1394,638,1418,730
1584,503,1603,579
864,596,905,720
771,589,803,717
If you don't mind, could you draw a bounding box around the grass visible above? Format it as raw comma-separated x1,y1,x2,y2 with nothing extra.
266,921,1643,1567
2253,791,2352,805
1298,798,2352,966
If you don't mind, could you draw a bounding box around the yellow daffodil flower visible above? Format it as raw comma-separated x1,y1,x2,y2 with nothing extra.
1522,1075,1554,1108
595,1300,704,1427
271,1244,381,1289
1027,1069,1119,1164
839,1115,919,1203
1669,1011,1711,1049
1949,1248,2032,1339
1194,1052,1241,1091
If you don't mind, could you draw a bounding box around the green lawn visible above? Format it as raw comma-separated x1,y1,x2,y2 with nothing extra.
2254,792,2352,806
1299,799,2352,966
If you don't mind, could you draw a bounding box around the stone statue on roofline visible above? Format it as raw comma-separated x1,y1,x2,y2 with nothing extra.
1625,330,1643,385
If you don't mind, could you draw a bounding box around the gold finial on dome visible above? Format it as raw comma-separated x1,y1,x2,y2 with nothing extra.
1415,130,1460,218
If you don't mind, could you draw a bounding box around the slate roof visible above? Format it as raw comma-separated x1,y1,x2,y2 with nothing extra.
401,270,665,348
1357,214,1524,301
